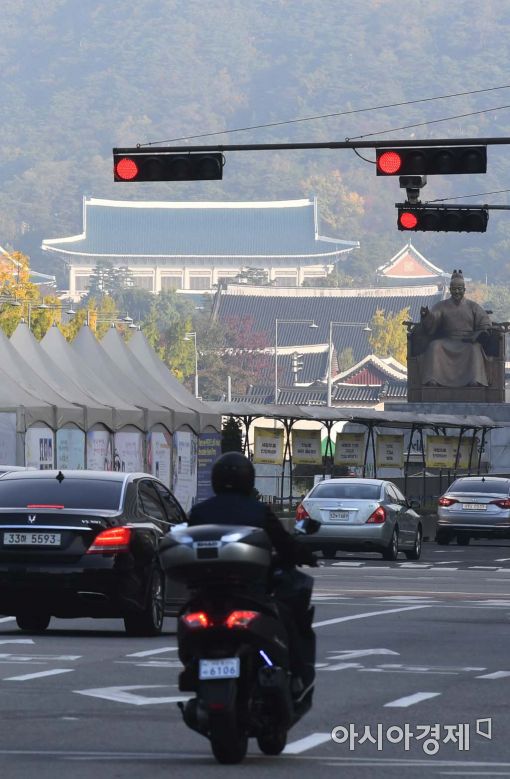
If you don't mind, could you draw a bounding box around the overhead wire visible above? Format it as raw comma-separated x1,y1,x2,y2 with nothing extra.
139,84,510,146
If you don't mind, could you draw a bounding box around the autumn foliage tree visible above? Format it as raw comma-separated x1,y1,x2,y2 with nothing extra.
368,307,410,366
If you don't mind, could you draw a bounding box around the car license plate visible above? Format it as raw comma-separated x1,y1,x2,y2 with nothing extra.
329,511,350,521
199,658,240,680
3,532,62,546
462,504,486,511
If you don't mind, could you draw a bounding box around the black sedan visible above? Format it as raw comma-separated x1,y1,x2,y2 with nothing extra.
0,470,188,635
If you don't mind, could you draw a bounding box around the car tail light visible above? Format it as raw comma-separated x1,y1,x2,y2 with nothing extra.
86,526,132,554
366,506,386,524
438,497,458,507
295,503,310,520
224,610,259,629
491,498,510,509
182,611,212,629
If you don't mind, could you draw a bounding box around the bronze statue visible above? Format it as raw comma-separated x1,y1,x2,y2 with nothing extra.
418,269,491,387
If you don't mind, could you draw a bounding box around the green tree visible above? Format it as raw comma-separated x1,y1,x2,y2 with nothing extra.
221,417,243,453
142,291,195,380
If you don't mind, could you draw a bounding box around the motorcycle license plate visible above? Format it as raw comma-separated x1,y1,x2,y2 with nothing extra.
199,658,240,680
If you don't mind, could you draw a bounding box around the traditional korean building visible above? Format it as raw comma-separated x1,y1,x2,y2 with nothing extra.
41,197,359,298
376,241,447,286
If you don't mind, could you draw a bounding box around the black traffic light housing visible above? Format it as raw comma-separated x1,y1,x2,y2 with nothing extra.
397,204,489,233
113,148,224,182
377,146,487,176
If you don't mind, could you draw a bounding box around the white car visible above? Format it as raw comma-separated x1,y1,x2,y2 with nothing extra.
295,478,422,561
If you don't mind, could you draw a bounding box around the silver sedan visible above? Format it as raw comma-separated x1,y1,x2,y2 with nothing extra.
436,476,510,546
295,478,422,561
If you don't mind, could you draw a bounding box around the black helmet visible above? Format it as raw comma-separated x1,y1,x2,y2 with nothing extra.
212,452,255,496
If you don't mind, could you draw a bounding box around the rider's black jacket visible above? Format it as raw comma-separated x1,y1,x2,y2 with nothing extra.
188,493,314,567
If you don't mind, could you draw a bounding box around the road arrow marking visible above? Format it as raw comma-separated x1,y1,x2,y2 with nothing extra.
74,685,192,706
327,648,399,661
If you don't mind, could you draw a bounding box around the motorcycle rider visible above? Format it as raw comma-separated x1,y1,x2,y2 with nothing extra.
187,451,317,696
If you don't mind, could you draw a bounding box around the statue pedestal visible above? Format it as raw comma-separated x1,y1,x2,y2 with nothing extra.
408,385,505,403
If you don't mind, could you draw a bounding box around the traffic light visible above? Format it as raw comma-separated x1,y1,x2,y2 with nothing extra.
397,205,489,232
291,352,304,378
113,148,224,182
376,146,487,176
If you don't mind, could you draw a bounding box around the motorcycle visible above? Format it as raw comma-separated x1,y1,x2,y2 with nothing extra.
159,520,318,764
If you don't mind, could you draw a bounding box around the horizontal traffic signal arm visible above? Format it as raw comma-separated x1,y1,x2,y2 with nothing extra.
397,205,489,233
113,148,224,181
377,146,487,176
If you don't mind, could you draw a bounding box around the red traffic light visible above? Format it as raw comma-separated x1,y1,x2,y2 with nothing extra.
377,151,402,175
399,211,418,229
377,146,487,176
113,148,224,182
397,205,488,232
114,157,139,181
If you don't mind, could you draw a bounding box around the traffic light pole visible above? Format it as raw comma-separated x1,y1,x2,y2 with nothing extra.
125,136,510,154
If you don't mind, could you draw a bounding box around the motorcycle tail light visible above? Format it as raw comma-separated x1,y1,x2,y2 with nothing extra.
295,503,310,521
366,506,386,524
224,610,260,629
86,526,132,553
491,498,510,509
438,497,458,507
182,611,212,629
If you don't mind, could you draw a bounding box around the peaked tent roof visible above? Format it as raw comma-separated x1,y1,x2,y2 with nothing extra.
71,326,171,430
0,361,54,427
11,323,113,430
127,331,220,431
101,328,199,432
40,325,143,430
42,197,359,260
0,328,83,428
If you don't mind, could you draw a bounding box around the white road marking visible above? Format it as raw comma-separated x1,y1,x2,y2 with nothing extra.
384,691,441,707
5,668,74,681
321,662,362,672
326,648,399,661
0,639,34,645
75,685,192,706
470,566,499,570
126,646,178,658
0,654,80,663
283,732,331,754
495,558,510,562
313,604,430,628
477,671,510,679
434,561,462,564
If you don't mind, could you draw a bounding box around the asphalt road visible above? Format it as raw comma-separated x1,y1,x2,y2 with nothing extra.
1,539,510,778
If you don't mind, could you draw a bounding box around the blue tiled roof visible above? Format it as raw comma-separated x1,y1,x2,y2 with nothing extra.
233,380,407,405
42,198,356,259
217,290,442,363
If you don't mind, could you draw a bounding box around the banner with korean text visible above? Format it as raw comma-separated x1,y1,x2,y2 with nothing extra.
376,434,404,468
334,433,366,467
425,435,473,469
292,429,322,465
253,428,284,465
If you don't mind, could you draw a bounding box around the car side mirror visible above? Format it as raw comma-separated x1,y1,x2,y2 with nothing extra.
295,517,321,535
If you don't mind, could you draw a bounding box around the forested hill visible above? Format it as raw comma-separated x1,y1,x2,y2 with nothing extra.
2,0,510,285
